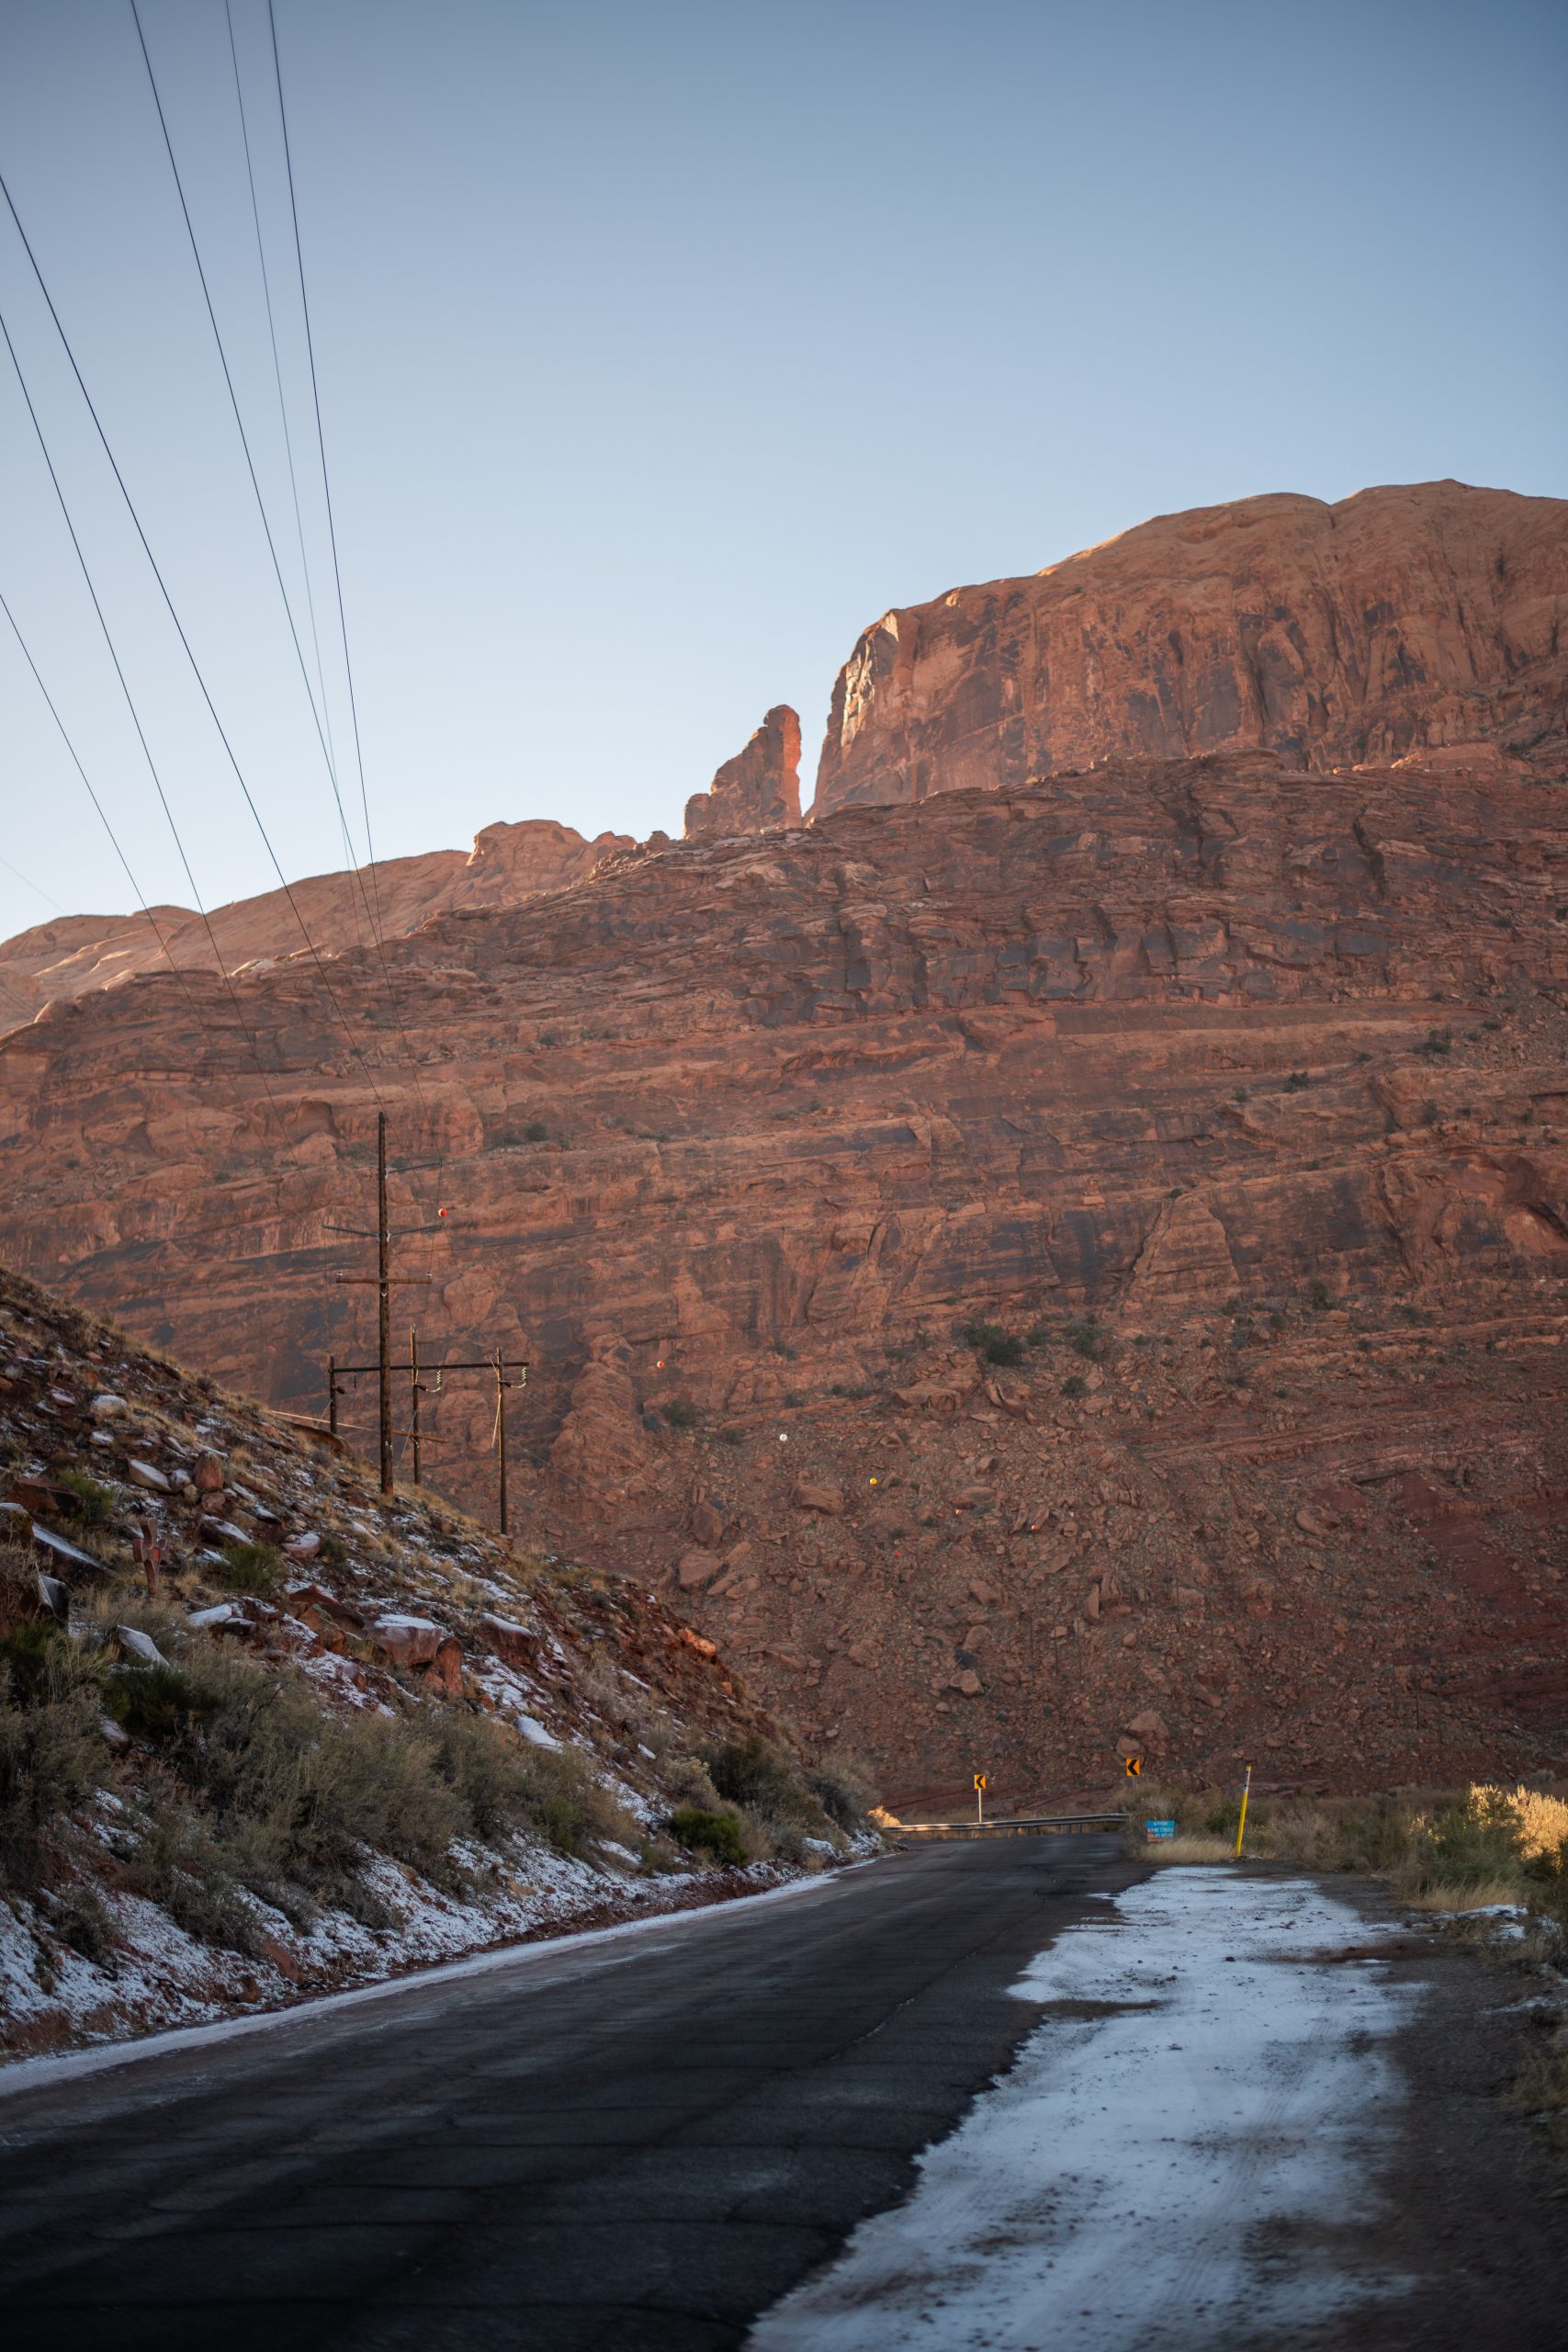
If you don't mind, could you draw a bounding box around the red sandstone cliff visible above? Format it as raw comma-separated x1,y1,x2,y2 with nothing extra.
812,481,1568,818
0,817,632,1032
1,747,1564,1802
684,705,802,839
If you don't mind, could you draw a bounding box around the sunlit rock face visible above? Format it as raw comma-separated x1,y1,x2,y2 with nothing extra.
812,481,1568,819
685,706,802,839
0,818,633,1031
3,739,1565,1804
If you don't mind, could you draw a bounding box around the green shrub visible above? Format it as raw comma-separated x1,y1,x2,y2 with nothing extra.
1284,1070,1312,1091
1062,1374,1088,1398
217,1541,281,1597
105,1660,212,1742
48,1883,117,1968
317,1532,347,1566
57,1468,115,1529
0,1639,105,1888
0,1623,64,1707
524,1119,549,1144
669,1805,746,1865
1419,1786,1529,1889
427,1711,624,1855
429,1710,535,1838
172,1654,465,1889
1306,1276,1333,1311
704,1733,799,1816
118,1792,261,1952
1066,1317,1102,1361
513,1742,628,1856
661,1399,699,1430
962,1320,1022,1365
809,1755,877,1831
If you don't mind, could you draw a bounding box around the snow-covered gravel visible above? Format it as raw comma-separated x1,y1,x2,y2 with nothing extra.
751,1868,1417,2352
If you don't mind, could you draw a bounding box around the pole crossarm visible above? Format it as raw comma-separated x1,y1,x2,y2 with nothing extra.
325,1222,446,1238
330,1357,527,1376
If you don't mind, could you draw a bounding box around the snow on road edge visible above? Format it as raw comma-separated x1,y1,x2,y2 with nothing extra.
750,1869,1418,2352
0,1862,858,2101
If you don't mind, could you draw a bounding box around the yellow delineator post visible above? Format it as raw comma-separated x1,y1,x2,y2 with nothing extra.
974,1771,987,1826
1235,1764,1253,1860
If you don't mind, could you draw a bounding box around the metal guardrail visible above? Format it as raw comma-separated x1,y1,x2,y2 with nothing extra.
888,1812,1127,1842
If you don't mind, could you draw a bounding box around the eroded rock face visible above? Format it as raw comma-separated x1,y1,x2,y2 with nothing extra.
813,481,1567,818
685,706,801,838
0,818,633,1031
550,1353,657,1521
2,746,1565,1802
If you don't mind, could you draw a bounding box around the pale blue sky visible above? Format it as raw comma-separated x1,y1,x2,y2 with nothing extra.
1,0,1563,941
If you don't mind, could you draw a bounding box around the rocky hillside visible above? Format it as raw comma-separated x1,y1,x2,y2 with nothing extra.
1,741,1564,1805
813,481,1567,817
0,1266,865,2057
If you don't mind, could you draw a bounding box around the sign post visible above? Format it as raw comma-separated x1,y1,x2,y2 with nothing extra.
1235,1764,1252,1860
974,1771,987,1826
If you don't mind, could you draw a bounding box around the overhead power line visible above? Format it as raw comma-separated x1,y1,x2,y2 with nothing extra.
264,0,449,1233
259,0,457,1305
135,4,448,1229
0,158,396,1117
130,0,376,937
0,295,252,1026
0,578,242,1074
0,851,68,918
221,0,347,886
265,0,385,956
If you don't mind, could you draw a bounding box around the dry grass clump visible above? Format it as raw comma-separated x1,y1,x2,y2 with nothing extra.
1404,1878,1523,1915
1122,1777,1568,1923
1140,1833,1236,1867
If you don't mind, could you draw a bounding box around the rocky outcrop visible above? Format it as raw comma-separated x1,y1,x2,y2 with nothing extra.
2,744,1564,1802
550,1351,658,1521
685,706,801,838
813,481,1568,818
0,817,633,1032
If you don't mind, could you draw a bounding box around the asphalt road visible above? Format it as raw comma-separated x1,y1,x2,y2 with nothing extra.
0,1836,1140,2351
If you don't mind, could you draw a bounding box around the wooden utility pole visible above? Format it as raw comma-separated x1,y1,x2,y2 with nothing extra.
495,1348,509,1535
376,1114,392,1487
330,1111,438,1496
